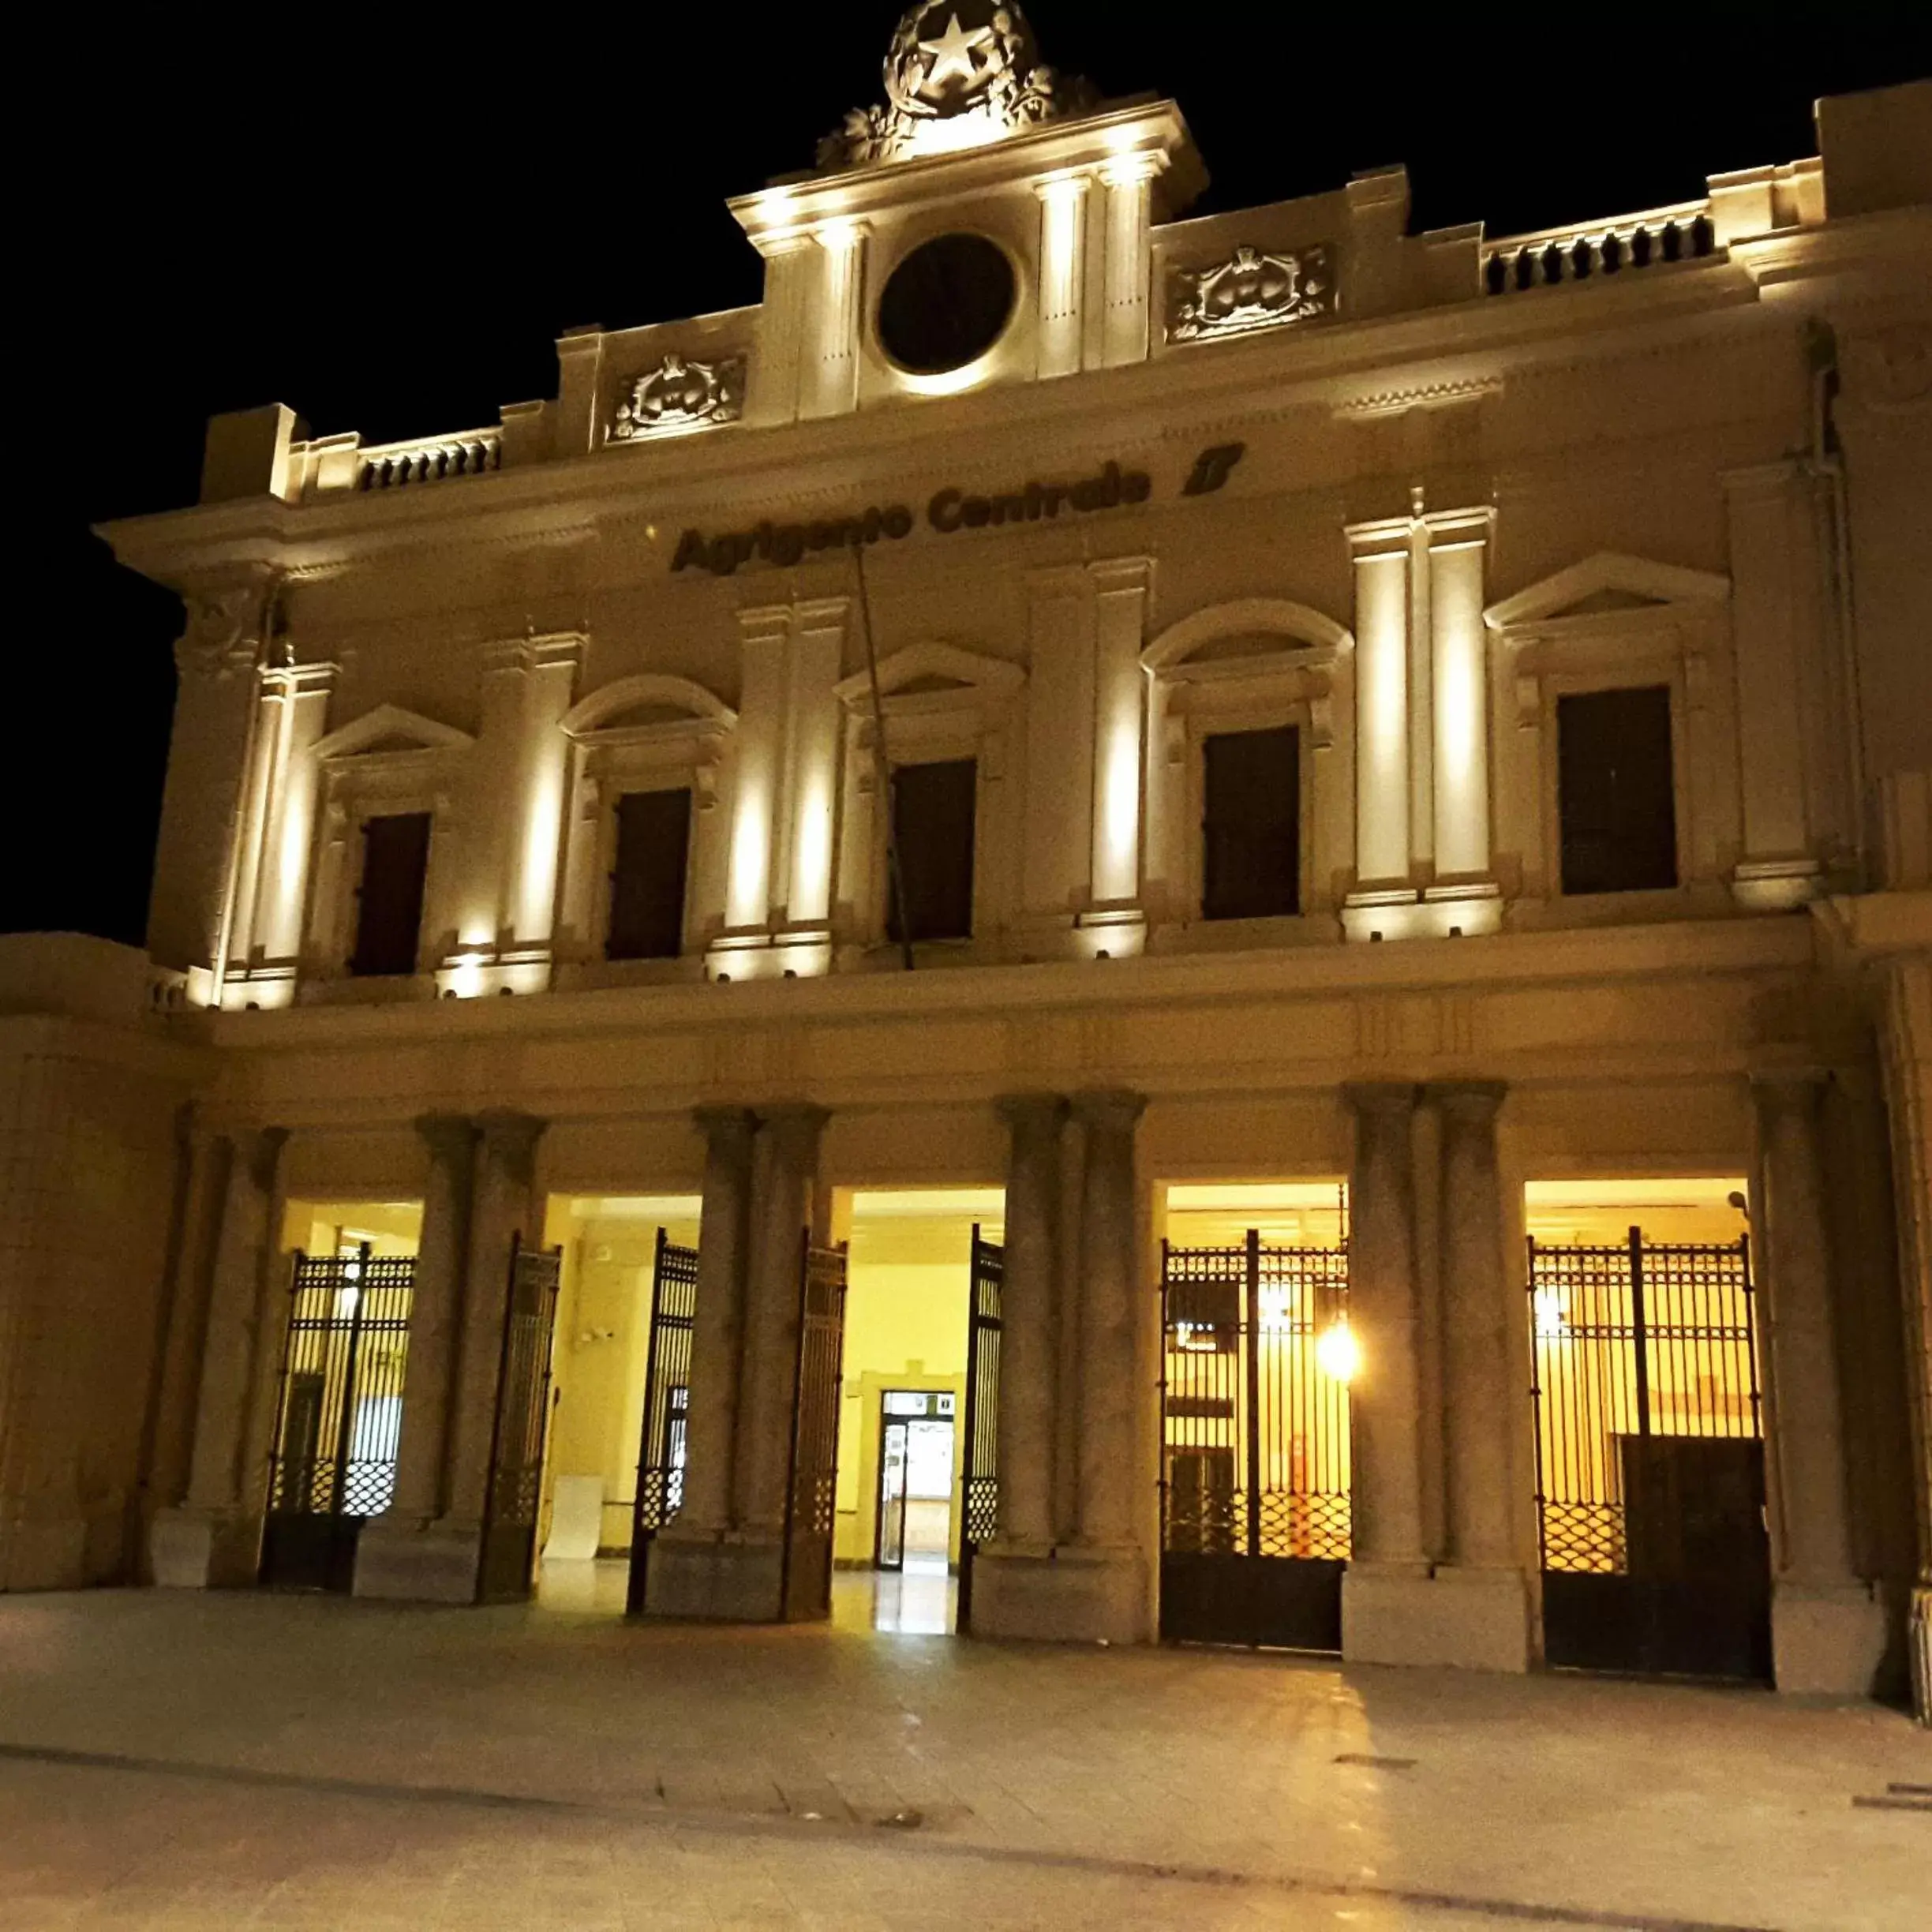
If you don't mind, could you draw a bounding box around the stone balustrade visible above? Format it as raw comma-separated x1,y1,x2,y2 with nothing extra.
356,429,502,491
1483,204,1717,294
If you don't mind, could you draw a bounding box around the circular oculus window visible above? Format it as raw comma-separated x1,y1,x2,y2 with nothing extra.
876,232,1017,376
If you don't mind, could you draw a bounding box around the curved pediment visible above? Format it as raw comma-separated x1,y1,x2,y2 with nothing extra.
834,641,1025,708
1485,553,1730,631
561,673,736,738
1143,597,1353,674
312,703,474,762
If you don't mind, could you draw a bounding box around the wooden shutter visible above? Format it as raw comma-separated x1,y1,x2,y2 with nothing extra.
350,812,432,977
1557,687,1678,894
606,788,693,961
1201,725,1300,920
889,758,976,944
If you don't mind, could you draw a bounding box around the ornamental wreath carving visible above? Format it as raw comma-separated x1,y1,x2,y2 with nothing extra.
608,354,746,440
1166,244,1335,344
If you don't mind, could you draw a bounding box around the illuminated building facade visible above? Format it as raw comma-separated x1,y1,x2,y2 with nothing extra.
5,11,1930,1709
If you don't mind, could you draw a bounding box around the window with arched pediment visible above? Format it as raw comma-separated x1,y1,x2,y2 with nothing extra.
831,642,1026,957
304,705,475,998
552,675,737,983
1139,599,1356,939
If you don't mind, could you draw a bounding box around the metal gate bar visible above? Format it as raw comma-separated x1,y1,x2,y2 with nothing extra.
627,1227,698,1614
1529,1228,1769,1679
261,1245,414,1592
781,1237,848,1622
1161,1234,1350,1649
477,1235,563,1605
957,1225,1002,1633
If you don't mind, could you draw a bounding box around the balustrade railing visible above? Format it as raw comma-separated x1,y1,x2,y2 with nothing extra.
1484,206,1717,295
357,430,502,491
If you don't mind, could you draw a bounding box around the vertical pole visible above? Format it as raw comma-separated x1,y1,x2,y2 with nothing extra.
1245,1227,1263,1561
1739,1234,1763,1432
328,1245,373,1516
1158,1237,1170,1555
1629,1226,1652,1438
1526,1237,1548,1568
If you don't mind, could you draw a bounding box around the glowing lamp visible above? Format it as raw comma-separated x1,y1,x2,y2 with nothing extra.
1316,1319,1360,1383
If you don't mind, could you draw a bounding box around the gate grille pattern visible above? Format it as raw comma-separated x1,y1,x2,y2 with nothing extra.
627,1229,698,1614
1163,1236,1351,1561
781,1241,848,1621
1530,1232,1760,1574
957,1227,1002,1633
268,1248,414,1522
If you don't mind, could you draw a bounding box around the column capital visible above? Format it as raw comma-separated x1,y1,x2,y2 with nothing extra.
475,1109,545,1174
1426,1080,1507,1122
995,1093,1069,1136
694,1105,759,1151
758,1103,829,1152
1069,1088,1145,1131
1342,1080,1418,1118
414,1114,477,1161
233,1125,288,1190
1750,1068,1830,1117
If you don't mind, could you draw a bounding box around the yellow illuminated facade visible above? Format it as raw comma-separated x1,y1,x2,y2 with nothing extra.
1,13,1926,1713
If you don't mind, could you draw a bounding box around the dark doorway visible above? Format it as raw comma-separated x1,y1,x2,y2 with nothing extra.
350,811,432,976
1556,686,1678,894
1160,1232,1350,1650
607,788,692,960
260,1245,414,1593
889,758,976,944
1202,724,1300,920
1530,1228,1771,1679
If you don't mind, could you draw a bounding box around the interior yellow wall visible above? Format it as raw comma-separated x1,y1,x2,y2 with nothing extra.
539,1196,700,1556
279,1198,421,1256
1163,1179,1348,1250
833,1200,994,1566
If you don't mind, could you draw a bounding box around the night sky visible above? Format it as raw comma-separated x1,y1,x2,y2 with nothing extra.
18,5,1927,948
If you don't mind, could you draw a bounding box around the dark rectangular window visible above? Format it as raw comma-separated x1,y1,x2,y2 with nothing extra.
889,758,976,944
606,788,692,960
350,812,431,977
1202,724,1300,920
1557,686,1678,894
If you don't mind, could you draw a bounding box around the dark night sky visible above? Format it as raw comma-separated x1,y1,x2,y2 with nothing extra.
17,4,1928,948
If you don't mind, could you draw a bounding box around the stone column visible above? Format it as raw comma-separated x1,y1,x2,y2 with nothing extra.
1424,508,1502,934
991,1097,1065,1553
646,1108,762,1619
1339,1084,1436,1662
802,223,866,421
353,1115,477,1600
150,1126,286,1589
1753,1072,1885,1693
408,1110,543,1602
674,1109,758,1537
1096,157,1159,368
1034,172,1090,379
1058,1091,1150,1643
734,1107,827,1540
1343,521,1414,936
504,635,583,965
1431,1082,1532,1668
1085,560,1151,950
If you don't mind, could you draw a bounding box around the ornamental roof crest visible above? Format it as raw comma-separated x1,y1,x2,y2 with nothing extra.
817,2,1096,170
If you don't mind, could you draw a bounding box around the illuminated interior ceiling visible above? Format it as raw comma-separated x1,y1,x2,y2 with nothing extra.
1524,1177,1750,1245
816,2,1095,169
1166,1181,1349,1246
282,1197,425,1253
567,1195,704,1222
848,1187,1005,1222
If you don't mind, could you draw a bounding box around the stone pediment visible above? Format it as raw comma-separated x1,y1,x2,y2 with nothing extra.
562,675,736,739
312,704,474,762
835,641,1025,709
1484,554,1730,631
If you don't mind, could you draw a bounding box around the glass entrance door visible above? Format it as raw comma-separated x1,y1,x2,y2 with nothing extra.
876,1417,909,1571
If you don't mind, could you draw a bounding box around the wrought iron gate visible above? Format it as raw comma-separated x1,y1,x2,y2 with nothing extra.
957,1226,1003,1633
1529,1229,1770,1680
260,1245,414,1591
477,1235,564,1604
1160,1233,1351,1649
627,1227,698,1614
781,1238,848,1621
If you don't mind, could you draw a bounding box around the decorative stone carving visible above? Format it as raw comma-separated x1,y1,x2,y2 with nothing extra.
174,582,276,679
817,2,1095,170
1847,324,1930,414
609,354,745,440
1166,244,1334,344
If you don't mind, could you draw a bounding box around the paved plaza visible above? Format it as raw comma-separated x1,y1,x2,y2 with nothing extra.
1,1582,1926,1930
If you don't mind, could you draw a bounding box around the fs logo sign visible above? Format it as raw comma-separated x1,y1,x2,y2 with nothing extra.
1182,442,1246,496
